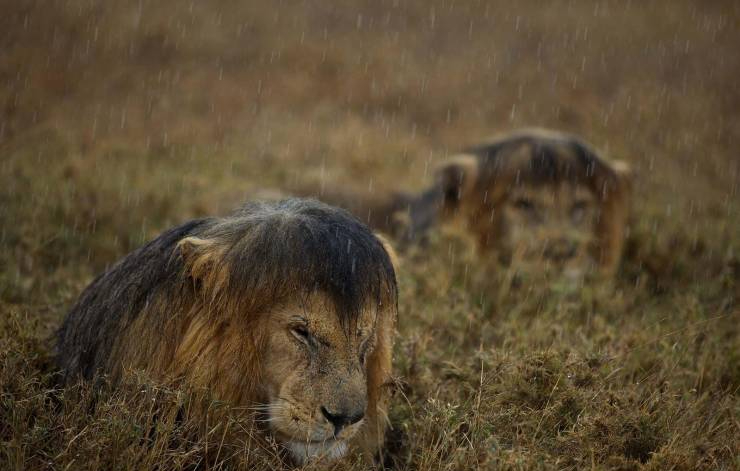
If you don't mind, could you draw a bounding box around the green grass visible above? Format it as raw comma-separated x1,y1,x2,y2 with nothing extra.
1,0,738,469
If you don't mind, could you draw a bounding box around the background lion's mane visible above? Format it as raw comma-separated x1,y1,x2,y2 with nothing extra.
431,129,632,272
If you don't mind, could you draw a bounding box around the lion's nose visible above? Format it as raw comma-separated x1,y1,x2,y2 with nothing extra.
544,238,577,262
320,406,365,436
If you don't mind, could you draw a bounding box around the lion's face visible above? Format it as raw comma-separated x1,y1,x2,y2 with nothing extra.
498,182,599,279
435,140,631,277
259,293,377,464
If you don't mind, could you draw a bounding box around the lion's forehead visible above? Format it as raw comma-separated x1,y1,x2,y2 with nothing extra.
505,182,596,207
475,136,603,188
308,309,376,347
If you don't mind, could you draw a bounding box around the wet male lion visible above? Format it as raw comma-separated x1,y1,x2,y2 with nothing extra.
431,128,632,278
56,198,398,465
297,128,631,278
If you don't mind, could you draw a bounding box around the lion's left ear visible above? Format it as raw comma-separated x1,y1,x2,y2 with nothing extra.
590,157,632,203
594,159,632,274
360,233,398,461
609,159,633,191
374,233,400,273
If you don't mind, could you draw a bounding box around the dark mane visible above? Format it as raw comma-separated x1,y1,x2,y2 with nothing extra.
56,218,210,381
467,130,618,189
205,199,398,326
56,198,398,381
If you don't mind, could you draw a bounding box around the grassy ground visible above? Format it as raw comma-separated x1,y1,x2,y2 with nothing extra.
1,1,738,469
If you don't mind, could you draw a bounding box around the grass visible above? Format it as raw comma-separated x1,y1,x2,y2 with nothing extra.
1,0,738,469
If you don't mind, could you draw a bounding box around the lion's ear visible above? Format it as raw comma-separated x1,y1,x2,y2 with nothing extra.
434,154,479,211
609,159,633,188
374,233,400,272
594,159,633,274
177,237,226,289
601,159,633,201
610,159,632,177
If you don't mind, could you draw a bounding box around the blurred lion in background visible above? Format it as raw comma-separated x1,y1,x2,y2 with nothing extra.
56,199,398,465
297,129,631,279
431,128,632,278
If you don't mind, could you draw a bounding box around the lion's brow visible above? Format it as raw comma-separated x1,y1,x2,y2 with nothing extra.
289,314,308,324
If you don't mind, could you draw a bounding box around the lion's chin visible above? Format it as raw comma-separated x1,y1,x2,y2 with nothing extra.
286,439,348,465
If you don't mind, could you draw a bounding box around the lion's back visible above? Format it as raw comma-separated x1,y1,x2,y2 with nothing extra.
56,218,209,383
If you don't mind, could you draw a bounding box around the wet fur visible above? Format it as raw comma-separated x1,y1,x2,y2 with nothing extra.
287,130,630,275
302,129,630,275
436,128,632,274
56,198,398,460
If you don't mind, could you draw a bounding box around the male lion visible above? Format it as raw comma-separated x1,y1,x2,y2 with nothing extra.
295,129,631,278
430,128,632,278
56,199,398,465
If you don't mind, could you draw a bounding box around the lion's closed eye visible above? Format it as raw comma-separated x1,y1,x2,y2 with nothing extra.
290,324,311,344
513,197,536,211
56,198,399,466
570,200,590,223
290,322,326,352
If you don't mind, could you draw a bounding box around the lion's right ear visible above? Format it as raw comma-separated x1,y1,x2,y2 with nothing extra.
176,237,227,291
434,153,479,211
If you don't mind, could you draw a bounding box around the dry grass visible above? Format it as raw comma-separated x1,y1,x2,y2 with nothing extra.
1,0,738,469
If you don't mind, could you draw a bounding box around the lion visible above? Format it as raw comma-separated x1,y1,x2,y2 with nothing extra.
55,198,398,465
430,128,632,278
292,129,631,278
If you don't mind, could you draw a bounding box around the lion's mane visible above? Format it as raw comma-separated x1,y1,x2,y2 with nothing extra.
56,198,398,453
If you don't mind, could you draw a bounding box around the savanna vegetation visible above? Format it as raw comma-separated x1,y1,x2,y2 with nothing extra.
1,1,738,469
